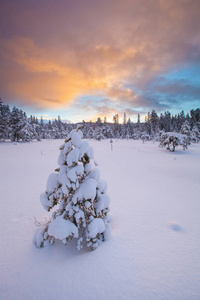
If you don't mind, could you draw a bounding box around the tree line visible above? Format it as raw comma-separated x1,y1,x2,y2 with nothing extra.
0,99,200,142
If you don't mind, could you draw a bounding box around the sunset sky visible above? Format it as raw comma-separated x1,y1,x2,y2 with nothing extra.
0,0,200,123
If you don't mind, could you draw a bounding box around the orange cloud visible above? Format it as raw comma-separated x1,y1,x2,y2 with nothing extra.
0,37,110,108
0,36,142,108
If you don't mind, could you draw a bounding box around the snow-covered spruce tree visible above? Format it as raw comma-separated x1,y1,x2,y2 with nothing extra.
34,127,111,251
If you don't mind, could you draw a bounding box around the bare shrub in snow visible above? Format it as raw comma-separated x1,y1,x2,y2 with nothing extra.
34,127,111,251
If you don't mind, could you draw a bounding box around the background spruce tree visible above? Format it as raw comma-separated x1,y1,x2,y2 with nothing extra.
191,124,200,143
180,120,191,145
0,100,11,140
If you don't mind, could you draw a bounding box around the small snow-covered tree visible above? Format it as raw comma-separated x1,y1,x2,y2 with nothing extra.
159,131,188,152
34,127,111,251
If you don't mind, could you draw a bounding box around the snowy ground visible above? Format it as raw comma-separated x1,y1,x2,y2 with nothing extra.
0,139,200,300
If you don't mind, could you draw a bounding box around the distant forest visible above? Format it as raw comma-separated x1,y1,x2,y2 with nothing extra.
0,99,200,142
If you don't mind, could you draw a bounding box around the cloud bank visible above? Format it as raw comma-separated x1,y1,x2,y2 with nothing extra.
0,0,200,120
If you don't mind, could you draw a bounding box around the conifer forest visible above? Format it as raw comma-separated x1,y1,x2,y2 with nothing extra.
0,100,200,144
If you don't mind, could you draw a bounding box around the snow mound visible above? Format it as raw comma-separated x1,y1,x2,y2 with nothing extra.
67,148,80,166
89,168,100,181
48,216,78,240
95,194,110,215
40,192,49,211
63,141,72,155
87,218,105,238
46,173,59,194
103,222,112,240
72,178,97,204
67,165,84,182
71,132,82,148
84,162,92,174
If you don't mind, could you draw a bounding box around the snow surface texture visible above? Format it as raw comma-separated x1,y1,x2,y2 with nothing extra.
37,129,111,251
0,139,200,300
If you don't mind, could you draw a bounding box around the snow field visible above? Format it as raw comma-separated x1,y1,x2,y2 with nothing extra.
0,139,200,300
